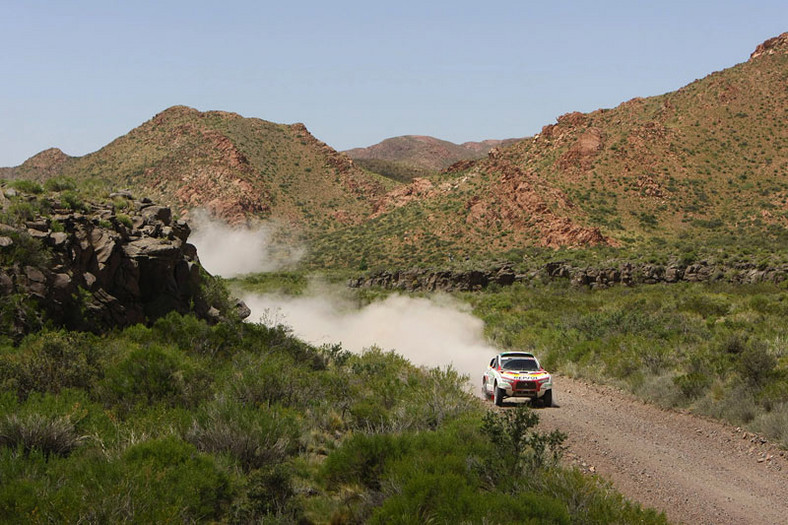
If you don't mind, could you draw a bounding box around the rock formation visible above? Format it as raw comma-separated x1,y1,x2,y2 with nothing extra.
0,189,246,339
349,260,787,292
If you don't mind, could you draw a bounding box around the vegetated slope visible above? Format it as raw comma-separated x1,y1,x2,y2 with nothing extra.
480,33,788,248
309,33,788,269
345,134,522,176
5,106,389,230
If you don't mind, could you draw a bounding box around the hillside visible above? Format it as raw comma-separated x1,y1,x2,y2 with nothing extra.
309,33,788,268
3,106,389,230
345,134,522,175
4,34,787,271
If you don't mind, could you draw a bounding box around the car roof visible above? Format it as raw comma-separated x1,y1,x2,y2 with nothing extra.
499,352,536,359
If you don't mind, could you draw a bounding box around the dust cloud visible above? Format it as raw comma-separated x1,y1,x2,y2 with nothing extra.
188,211,304,277
189,212,498,383
242,287,498,382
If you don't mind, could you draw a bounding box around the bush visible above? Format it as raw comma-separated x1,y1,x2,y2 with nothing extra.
119,436,232,522
0,230,50,268
0,330,102,399
322,433,409,490
60,190,86,212
737,341,777,387
230,464,297,521
371,473,571,525
8,180,43,194
184,401,300,471
44,177,76,192
481,405,566,477
0,413,83,458
100,344,210,412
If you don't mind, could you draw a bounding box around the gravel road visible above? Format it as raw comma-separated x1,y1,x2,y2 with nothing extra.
525,375,788,525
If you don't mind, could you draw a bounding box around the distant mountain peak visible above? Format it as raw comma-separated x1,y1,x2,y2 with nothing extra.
345,134,523,172
19,147,70,173
750,32,788,60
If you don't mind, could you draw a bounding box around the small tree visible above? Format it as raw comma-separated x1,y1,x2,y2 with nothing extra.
482,405,566,478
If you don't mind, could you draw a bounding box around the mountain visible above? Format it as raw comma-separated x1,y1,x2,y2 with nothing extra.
345,135,522,180
309,33,788,268
3,106,389,229
4,34,787,270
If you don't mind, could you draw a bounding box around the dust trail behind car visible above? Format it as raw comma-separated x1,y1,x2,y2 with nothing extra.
242,289,498,383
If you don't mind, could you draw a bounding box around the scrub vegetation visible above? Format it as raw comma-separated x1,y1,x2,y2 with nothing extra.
462,280,788,447
0,313,666,524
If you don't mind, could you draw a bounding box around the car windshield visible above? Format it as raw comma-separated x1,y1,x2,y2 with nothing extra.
501,358,538,371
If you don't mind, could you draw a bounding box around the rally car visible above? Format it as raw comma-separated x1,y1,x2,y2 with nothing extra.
482,351,553,407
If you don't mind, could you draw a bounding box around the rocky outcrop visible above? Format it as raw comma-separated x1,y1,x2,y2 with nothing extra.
750,32,788,60
0,191,246,338
349,260,787,292
348,265,517,292
543,261,787,289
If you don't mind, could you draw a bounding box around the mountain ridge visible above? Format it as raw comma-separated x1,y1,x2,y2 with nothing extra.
345,134,523,172
3,33,787,268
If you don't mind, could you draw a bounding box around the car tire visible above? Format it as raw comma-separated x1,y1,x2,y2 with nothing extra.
542,389,553,408
494,384,504,407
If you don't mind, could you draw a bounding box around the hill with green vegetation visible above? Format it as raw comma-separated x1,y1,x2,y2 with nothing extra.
308,33,788,269
3,106,391,232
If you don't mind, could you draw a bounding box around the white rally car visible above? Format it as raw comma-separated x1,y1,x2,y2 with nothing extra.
482,352,553,407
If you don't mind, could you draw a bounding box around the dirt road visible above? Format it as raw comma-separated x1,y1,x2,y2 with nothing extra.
529,375,788,525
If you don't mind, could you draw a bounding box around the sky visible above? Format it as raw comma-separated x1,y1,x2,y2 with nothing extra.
1,0,786,167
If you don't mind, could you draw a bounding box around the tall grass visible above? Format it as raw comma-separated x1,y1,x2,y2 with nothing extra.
464,281,788,446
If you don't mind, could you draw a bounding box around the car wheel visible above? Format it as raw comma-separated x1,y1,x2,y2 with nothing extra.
542,389,553,408
494,383,504,407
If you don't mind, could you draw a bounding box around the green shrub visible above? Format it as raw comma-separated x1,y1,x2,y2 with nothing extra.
115,213,132,228
737,340,777,387
674,371,713,399
44,177,76,192
322,433,409,490
9,180,43,194
0,330,102,399
3,201,37,225
230,464,297,521
100,344,210,412
184,401,300,471
60,190,86,212
0,413,83,458
372,479,570,524
0,230,50,267
481,405,566,477
119,436,232,521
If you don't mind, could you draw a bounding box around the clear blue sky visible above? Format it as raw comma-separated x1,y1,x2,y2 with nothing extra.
1,1,785,166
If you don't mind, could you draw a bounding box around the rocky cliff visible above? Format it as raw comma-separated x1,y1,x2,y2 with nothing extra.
0,188,246,339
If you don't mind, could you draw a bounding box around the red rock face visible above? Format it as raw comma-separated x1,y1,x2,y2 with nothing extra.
557,128,605,171
465,158,616,249
750,32,788,60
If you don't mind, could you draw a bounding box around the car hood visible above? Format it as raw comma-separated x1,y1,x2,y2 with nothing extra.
500,370,550,380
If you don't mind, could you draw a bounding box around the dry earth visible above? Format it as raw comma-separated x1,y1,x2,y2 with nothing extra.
517,375,788,525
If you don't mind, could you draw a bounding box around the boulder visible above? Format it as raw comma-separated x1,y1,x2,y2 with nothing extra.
0,195,241,337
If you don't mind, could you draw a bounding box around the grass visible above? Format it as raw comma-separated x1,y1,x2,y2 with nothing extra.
0,313,667,523
461,280,788,447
